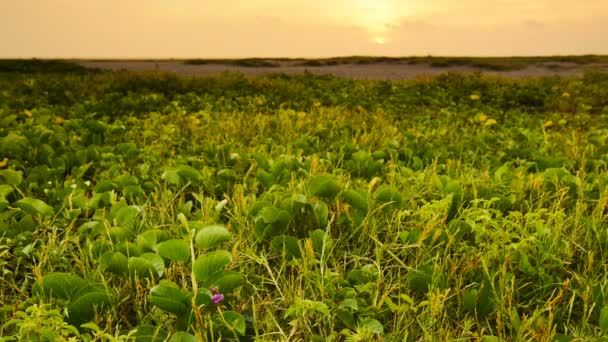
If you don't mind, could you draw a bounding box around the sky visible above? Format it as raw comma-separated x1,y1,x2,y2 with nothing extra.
1,0,607,58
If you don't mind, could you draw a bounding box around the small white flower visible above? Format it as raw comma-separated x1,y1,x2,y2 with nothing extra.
84,181,91,186
215,199,229,212
70,184,77,189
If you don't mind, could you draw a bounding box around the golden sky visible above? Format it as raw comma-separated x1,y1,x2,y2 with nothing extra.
2,0,607,58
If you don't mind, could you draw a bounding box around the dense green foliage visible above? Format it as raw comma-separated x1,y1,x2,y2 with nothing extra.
1,69,608,341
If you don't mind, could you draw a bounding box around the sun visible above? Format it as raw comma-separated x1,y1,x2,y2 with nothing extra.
353,0,399,44
374,37,386,45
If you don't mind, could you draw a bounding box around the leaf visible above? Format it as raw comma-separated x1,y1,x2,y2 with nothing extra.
374,185,403,207
161,168,181,185
481,336,500,342
195,225,231,249
99,252,129,276
34,273,87,301
260,206,290,225
217,168,237,180
109,227,134,243
341,189,369,212
93,180,116,193
207,271,246,293
313,202,329,228
14,197,54,218
141,253,165,277
335,308,356,328
339,298,359,311
359,318,384,334
271,235,302,259
0,184,13,210
114,205,139,230
213,311,246,337
156,239,190,263
176,165,202,185
67,291,113,325
128,253,164,279
463,289,478,314
127,325,169,342
169,332,198,342
194,288,212,306
192,250,232,284
149,281,189,316
309,229,333,256
600,306,608,332
136,229,169,251
406,264,433,292
0,169,22,186
308,174,341,199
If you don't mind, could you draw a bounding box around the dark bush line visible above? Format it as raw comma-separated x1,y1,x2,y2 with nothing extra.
0,59,98,74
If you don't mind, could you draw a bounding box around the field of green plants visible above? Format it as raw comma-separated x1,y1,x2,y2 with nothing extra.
1,64,608,341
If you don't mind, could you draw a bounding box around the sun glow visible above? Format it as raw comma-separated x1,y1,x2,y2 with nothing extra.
352,0,402,44
374,37,386,45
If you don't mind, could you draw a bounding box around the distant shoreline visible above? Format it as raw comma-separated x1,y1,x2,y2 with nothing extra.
2,56,608,79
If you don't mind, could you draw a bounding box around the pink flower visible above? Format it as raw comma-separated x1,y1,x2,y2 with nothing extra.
212,294,224,304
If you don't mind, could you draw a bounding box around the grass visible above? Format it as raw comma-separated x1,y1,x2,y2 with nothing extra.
0,69,608,340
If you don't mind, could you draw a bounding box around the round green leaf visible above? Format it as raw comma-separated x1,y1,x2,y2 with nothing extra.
195,225,231,249
313,202,329,228
358,318,383,334
600,306,608,332
149,282,189,316
271,235,302,259
176,165,202,185
141,253,165,277
156,239,190,263
195,288,212,306
127,325,169,342
114,206,139,230
34,273,87,301
136,229,169,251
193,250,232,284
129,253,164,279
14,197,54,218
67,292,113,325
170,332,197,342
207,271,246,293
213,311,246,337
341,189,369,212
463,289,478,314
374,185,403,207
309,229,333,256
0,169,22,186
99,252,129,276
161,168,182,185
308,174,341,199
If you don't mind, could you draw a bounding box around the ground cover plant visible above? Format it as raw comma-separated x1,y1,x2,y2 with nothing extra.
1,65,608,341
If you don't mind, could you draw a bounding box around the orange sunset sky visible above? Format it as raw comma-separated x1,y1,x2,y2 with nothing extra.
1,0,607,58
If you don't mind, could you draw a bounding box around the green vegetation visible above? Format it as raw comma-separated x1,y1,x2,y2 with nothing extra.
181,55,608,71
183,58,281,68
1,68,608,341
0,59,95,74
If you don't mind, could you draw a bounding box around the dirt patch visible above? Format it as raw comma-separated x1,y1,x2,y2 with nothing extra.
77,60,608,80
